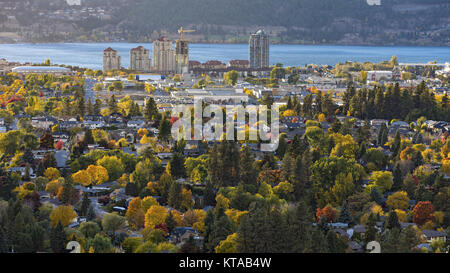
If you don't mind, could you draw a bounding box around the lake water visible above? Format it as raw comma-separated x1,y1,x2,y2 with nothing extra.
0,43,448,70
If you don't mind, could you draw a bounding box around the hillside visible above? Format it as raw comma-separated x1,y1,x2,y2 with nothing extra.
115,0,450,45
0,0,449,45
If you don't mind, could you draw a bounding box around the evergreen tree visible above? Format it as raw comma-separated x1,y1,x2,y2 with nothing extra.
93,98,102,115
86,98,94,116
203,182,216,207
108,95,118,113
239,146,257,188
0,227,7,253
22,148,35,165
165,211,177,234
309,228,329,253
392,130,401,158
36,161,45,177
392,163,403,191
50,221,66,253
86,205,96,221
364,213,378,244
84,129,94,144
385,211,400,230
338,201,353,224
168,182,182,210
80,192,90,216
169,152,186,179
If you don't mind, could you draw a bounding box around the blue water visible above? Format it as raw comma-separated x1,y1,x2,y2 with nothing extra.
0,43,448,70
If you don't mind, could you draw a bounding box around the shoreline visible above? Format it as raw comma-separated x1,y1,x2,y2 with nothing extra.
0,41,449,48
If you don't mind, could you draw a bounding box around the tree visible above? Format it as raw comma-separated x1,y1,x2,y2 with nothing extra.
224,70,238,86
385,211,401,230
145,205,168,229
206,208,233,253
44,167,60,181
367,171,393,194
170,153,186,179
79,221,101,238
165,211,177,234
102,213,126,239
158,118,172,142
386,191,410,210
126,197,145,230
50,205,77,227
337,201,353,224
215,233,238,253
50,221,66,253
97,156,124,181
413,201,434,226
168,182,182,210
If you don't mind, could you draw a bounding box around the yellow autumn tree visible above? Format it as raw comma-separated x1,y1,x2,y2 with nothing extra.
50,205,77,227
44,167,60,181
215,233,238,253
126,197,145,230
46,178,64,195
386,191,410,210
144,205,168,229
215,194,230,212
86,165,109,185
72,170,91,187
142,196,159,212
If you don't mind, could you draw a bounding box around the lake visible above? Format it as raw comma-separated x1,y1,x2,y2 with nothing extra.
0,43,448,70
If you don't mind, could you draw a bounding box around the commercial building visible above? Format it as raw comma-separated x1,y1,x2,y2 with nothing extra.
130,46,152,72
102,47,121,71
175,40,189,74
153,37,175,74
249,29,269,69
11,66,74,78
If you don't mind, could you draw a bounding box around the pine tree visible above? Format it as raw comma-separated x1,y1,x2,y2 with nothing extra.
108,95,118,113
165,211,177,234
36,161,45,177
385,211,400,230
168,182,182,210
239,146,257,187
364,213,378,244
93,98,102,115
203,182,216,207
309,228,329,253
0,227,7,253
84,129,94,144
169,152,186,179
392,130,401,158
392,163,403,191
87,205,96,221
338,201,353,224
80,192,90,216
86,98,94,115
50,221,66,253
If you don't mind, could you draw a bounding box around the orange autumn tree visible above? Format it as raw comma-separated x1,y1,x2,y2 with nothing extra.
413,201,435,226
316,205,337,223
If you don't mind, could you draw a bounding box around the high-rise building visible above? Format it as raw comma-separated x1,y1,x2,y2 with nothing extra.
175,40,189,74
249,30,269,68
130,46,152,72
153,37,175,74
102,47,121,71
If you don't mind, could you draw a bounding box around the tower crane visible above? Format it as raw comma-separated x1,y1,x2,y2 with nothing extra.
178,27,195,41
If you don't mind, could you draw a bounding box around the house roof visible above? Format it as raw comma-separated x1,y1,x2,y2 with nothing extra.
422,230,446,238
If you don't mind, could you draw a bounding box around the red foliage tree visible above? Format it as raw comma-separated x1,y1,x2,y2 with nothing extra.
154,223,169,235
55,140,64,150
413,201,435,225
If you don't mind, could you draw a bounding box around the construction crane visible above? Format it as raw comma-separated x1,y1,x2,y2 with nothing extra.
178,27,195,41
